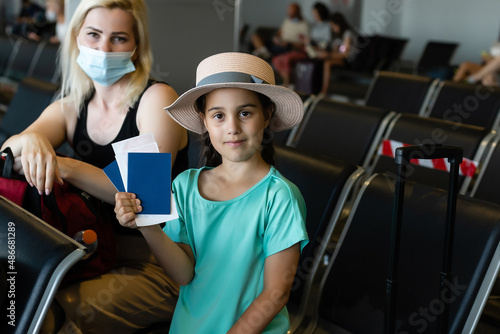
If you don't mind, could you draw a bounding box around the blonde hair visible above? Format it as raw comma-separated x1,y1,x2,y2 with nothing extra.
59,0,152,113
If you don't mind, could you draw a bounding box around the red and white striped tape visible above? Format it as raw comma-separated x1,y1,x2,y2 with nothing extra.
378,139,478,177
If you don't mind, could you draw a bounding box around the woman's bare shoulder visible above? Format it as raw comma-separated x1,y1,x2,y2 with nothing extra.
142,81,179,103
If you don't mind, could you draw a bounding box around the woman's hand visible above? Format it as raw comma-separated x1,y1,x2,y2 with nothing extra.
115,192,143,229
18,133,63,195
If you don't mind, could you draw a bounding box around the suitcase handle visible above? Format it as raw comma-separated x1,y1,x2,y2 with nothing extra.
386,145,463,334
394,145,463,165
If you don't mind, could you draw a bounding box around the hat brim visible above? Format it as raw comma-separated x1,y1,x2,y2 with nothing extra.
164,83,304,134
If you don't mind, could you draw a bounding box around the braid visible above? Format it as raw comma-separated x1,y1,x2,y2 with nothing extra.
200,132,222,167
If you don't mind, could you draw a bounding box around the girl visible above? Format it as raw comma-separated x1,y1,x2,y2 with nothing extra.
115,52,309,333
2,0,186,332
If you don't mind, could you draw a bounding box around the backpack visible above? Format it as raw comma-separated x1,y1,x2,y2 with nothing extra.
0,148,116,284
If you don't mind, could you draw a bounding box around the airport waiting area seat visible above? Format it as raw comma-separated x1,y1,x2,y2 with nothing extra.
0,196,86,334
366,113,494,191
28,41,60,84
0,35,16,77
416,41,459,75
424,80,500,131
376,36,409,72
273,145,364,333
464,133,500,204
0,37,40,85
294,173,500,334
461,132,500,330
364,70,438,115
0,37,60,111
0,76,59,146
289,97,396,169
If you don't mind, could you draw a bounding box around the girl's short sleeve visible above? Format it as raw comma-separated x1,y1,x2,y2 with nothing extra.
162,175,190,244
162,217,189,244
263,178,308,258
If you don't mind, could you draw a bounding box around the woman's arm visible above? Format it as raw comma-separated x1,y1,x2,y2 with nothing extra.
115,192,195,285
1,100,68,195
136,83,188,159
228,243,300,334
57,156,118,203
1,100,114,201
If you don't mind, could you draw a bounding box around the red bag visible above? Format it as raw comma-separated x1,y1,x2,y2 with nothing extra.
0,148,116,283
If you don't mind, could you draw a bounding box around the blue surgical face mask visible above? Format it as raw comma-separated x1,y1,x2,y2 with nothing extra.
76,43,136,86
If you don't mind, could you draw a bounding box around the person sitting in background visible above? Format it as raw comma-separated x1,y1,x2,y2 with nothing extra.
252,2,309,63
317,12,357,96
25,0,66,43
16,0,44,25
304,2,331,59
453,41,500,83
11,0,46,39
270,2,310,87
2,0,187,332
45,0,66,43
465,53,500,86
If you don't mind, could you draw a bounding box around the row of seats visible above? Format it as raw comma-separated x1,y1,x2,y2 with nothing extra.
294,170,500,334
0,35,60,111
281,91,500,202
320,40,459,100
364,71,500,131
0,35,59,84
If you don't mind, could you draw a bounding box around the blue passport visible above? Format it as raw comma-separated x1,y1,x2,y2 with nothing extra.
127,152,171,214
103,160,126,192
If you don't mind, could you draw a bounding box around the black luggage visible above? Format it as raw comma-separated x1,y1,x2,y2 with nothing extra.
294,59,323,95
386,145,463,334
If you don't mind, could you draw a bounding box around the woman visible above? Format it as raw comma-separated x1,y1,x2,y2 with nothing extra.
305,2,331,58
318,12,357,95
45,0,66,43
251,2,309,62
25,0,66,42
2,0,187,332
270,2,310,87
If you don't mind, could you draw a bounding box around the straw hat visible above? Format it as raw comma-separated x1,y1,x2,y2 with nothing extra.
164,52,304,134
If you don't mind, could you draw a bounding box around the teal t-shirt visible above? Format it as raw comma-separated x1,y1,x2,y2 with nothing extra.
163,166,308,333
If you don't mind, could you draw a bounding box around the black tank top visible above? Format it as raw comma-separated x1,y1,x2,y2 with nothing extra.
73,80,189,178
73,81,189,235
